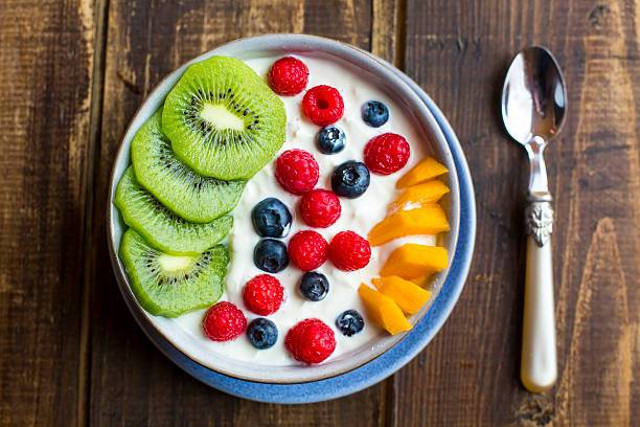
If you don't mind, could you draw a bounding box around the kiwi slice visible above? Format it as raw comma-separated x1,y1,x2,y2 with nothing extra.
119,229,228,317
115,167,232,255
162,56,286,180
131,108,246,223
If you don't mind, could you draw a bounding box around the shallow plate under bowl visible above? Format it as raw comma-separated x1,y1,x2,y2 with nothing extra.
107,34,475,395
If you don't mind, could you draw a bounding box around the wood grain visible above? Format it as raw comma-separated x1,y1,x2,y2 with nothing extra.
0,0,94,425
371,0,404,67
85,1,384,426
397,0,640,425
0,0,98,425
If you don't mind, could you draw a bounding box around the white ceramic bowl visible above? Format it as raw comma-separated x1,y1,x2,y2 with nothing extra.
108,34,460,384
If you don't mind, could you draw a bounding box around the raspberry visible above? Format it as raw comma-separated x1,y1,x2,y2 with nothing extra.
275,149,319,195
302,85,344,126
299,189,341,228
268,57,309,96
243,274,285,315
285,318,336,364
329,231,371,271
202,302,247,342
288,230,329,271
363,133,411,175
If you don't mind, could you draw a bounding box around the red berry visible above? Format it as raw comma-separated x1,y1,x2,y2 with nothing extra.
329,231,371,271
363,133,411,175
288,230,328,271
268,57,309,96
302,85,344,126
243,274,285,315
299,189,341,228
275,149,320,195
285,318,336,364
202,302,247,342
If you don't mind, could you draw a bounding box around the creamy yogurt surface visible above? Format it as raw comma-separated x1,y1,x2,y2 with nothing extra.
148,54,435,368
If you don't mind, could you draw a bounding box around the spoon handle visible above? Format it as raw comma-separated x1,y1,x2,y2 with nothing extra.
521,200,557,392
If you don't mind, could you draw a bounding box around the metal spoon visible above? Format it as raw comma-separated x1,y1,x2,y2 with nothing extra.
501,46,567,393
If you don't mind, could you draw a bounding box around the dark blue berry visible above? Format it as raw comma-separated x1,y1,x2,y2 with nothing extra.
331,161,370,199
247,318,278,349
254,239,288,273
252,198,292,238
335,310,365,337
361,101,389,127
316,126,346,154
299,271,330,301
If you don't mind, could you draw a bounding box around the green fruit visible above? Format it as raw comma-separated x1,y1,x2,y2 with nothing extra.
119,229,228,317
162,56,286,180
115,167,232,255
131,108,246,223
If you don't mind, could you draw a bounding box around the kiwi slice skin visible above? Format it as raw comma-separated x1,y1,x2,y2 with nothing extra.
119,229,228,317
115,167,233,255
131,108,246,223
162,56,286,180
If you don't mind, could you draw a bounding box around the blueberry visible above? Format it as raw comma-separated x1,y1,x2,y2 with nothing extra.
361,100,389,127
254,239,288,273
247,318,278,349
316,126,346,154
335,310,365,337
299,271,330,301
331,161,370,199
252,198,292,238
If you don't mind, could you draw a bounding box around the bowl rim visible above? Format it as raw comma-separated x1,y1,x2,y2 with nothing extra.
107,33,461,384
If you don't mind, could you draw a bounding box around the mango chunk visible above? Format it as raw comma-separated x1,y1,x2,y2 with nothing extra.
372,276,432,314
409,275,428,287
368,204,450,246
381,244,448,279
389,180,450,213
397,157,448,189
359,284,412,335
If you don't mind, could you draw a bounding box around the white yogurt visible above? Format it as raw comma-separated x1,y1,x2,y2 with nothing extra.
151,55,435,367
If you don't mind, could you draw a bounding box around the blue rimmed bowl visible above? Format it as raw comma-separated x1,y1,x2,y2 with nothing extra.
107,34,476,401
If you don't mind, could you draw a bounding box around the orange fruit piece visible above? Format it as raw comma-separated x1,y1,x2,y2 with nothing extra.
358,284,412,335
372,276,432,314
396,157,448,189
380,244,448,279
409,275,428,287
368,204,450,246
389,180,450,213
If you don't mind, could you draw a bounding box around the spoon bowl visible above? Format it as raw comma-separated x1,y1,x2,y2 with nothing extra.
501,46,567,145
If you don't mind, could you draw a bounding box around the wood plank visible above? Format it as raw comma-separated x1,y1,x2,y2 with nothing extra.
371,0,404,67
397,0,640,425
303,0,372,48
87,1,385,425
0,0,98,425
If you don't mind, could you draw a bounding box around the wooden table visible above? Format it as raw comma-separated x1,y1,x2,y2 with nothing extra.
1,0,639,425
